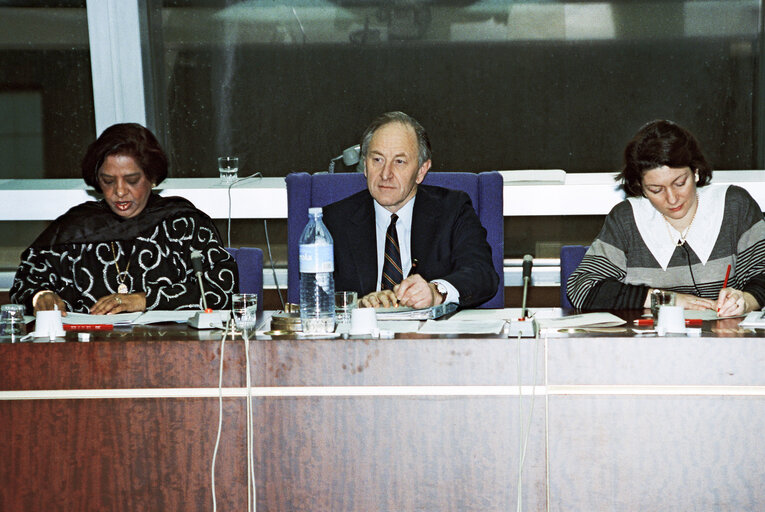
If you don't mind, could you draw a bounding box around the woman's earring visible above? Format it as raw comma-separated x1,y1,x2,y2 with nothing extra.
694,172,699,183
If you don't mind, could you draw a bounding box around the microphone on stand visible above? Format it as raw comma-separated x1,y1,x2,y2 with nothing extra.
327,144,361,173
191,250,208,311
521,254,533,319
508,254,536,338
187,250,223,329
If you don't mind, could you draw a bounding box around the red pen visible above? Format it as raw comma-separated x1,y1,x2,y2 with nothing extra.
633,318,703,327
718,264,732,313
63,324,114,331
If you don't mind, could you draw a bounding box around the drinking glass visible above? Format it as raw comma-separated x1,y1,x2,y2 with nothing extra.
650,290,676,319
335,291,358,326
232,293,258,340
0,304,27,342
218,156,239,185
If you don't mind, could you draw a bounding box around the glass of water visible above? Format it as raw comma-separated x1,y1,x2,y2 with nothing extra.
0,304,27,342
650,290,676,319
335,291,358,326
232,293,258,340
218,156,239,185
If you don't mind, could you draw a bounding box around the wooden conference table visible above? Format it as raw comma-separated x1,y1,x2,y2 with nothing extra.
2,310,765,511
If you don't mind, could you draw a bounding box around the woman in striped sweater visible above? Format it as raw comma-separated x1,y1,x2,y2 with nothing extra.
567,120,765,316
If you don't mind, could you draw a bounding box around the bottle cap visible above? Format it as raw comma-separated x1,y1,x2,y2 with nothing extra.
308,207,323,215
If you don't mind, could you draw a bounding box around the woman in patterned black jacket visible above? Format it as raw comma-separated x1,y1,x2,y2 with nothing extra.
11,123,238,315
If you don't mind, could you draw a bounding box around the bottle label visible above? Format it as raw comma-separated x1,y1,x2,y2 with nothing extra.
299,245,334,273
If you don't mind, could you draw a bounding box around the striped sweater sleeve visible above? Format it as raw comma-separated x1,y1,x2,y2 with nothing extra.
731,187,765,308
566,203,649,310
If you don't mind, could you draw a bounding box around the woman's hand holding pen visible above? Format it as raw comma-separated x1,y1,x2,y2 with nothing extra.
716,288,757,317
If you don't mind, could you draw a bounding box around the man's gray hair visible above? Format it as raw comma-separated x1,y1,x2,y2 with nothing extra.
357,111,432,172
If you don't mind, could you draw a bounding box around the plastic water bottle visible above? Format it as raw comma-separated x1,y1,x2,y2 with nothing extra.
299,207,335,333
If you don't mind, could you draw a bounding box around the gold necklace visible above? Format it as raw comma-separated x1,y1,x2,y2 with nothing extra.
662,193,699,246
110,241,132,294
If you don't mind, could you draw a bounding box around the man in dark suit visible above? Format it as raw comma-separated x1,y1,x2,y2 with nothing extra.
323,111,498,309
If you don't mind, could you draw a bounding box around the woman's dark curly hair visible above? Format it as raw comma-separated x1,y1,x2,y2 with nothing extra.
81,123,168,193
617,119,712,197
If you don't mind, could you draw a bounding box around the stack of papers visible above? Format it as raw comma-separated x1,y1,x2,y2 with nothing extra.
374,302,457,321
61,310,229,326
62,312,142,325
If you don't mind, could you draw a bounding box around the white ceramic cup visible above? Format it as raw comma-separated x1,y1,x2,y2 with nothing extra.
350,307,377,335
34,310,65,339
657,305,685,334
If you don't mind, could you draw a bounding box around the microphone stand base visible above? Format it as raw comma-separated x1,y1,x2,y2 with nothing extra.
507,319,536,338
188,312,224,330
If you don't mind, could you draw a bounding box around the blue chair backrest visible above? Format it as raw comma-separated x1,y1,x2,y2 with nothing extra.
226,247,264,312
560,245,588,310
285,171,504,308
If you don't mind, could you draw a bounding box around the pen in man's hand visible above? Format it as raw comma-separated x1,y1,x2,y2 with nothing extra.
408,258,419,277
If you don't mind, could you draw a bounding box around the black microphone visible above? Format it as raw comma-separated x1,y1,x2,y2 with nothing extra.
191,250,208,310
521,254,533,318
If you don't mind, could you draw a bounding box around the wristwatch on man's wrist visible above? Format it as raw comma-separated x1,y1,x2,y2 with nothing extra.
432,281,448,304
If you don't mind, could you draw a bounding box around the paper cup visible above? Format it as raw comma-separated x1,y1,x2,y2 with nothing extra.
657,305,685,334
349,308,377,335
34,310,66,338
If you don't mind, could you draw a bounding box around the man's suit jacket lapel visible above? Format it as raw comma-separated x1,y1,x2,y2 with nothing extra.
347,192,378,293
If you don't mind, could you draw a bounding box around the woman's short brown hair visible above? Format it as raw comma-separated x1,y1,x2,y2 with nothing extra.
81,123,168,193
617,119,712,197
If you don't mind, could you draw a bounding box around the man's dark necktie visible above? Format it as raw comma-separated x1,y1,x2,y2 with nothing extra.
382,213,403,290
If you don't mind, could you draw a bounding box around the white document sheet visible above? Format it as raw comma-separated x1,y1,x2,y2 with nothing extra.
451,308,562,322
418,319,506,335
684,309,745,321
535,312,626,329
377,320,422,333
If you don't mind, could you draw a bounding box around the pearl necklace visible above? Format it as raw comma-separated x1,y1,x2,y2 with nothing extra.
662,193,699,247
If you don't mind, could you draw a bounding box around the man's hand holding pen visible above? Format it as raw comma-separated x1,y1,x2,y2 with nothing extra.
360,274,443,309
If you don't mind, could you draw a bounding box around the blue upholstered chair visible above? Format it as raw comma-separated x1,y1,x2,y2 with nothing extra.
226,247,264,312
285,171,505,308
560,245,588,310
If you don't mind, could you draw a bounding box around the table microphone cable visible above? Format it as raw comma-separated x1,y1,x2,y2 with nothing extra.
211,317,231,512
244,329,257,512
211,318,259,512
515,331,540,512
680,242,704,297
226,173,286,310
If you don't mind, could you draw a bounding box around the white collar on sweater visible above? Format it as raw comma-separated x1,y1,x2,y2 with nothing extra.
628,184,728,270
